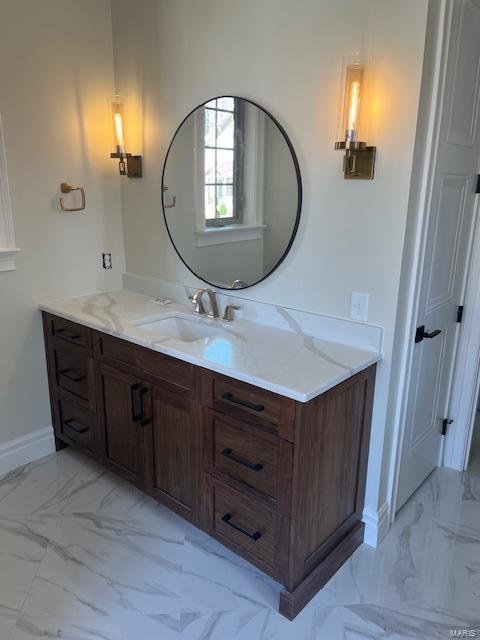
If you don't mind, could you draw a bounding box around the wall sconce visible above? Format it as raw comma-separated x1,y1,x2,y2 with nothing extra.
335,62,376,179
110,96,142,178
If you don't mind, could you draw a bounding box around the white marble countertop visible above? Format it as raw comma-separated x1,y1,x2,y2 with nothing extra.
40,289,381,403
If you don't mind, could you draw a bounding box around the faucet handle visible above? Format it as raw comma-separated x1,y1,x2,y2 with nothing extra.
222,304,241,322
189,294,207,315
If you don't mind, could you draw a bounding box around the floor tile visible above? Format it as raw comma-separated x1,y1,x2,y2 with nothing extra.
181,531,282,613
0,515,57,612
300,467,475,609
9,614,179,639
180,600,480,640
21,506,185,619
0,450,104,518
1,449,478,638
0,615,17,639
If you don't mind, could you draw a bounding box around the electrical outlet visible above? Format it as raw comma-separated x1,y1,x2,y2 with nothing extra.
350,291,369,322
102,253,112,269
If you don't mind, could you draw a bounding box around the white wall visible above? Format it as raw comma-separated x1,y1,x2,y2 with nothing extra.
0,0,125,448
112,0,430,528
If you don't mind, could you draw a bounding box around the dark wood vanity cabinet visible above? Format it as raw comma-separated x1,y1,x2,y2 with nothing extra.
96,363,147,489
145,383,200,522
42,311,376,620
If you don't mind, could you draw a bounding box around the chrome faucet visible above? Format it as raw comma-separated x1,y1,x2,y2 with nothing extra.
190,288,219,318
231,279,247,289
222,304,241,322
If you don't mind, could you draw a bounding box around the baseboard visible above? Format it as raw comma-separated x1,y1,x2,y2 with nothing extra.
0,426,55,477
362,501,390,548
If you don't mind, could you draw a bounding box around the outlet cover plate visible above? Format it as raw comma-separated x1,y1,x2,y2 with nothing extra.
102,253,112,269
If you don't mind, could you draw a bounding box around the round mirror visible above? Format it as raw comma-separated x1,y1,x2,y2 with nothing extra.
162,96,302,290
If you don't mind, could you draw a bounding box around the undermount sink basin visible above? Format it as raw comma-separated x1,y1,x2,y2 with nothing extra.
136,315,219,342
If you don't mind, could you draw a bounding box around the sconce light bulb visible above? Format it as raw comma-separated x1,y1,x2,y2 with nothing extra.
114,111,125,155
346,80,361,143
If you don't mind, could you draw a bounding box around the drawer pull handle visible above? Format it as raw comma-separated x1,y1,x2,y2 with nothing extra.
221,513,262,541
221,448,263,472
56,328,81,340
131,384,150,426
221,393,265,413
139,387,150,426
59,368,86,383
64,418,89,434
131,383,142,423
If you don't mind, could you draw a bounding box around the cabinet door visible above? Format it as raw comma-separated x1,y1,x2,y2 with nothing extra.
145,384,199,523
97,363,147,489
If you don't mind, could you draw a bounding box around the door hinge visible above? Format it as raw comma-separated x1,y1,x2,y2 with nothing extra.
476,174,480,194
442,418,453,436
457,305,464,323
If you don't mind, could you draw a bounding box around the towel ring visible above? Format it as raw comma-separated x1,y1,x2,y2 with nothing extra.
59,182,86,212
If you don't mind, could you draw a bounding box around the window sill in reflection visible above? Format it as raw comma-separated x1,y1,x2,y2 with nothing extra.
195,224,267,247
0,247,20,272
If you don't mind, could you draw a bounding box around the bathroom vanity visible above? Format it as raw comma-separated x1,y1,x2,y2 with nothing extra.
40,94,380,619
41,291,378,620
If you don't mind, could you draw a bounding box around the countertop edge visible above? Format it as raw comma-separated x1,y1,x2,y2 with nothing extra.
40,303,382,403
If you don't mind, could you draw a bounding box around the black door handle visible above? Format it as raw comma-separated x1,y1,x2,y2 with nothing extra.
221,448,263,471
221,513,262,541
415,325,442,343
221,392,264,412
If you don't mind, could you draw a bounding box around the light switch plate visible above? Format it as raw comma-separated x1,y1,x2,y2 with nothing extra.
350,291,369,322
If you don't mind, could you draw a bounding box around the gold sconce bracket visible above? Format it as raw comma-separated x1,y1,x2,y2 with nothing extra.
335,143,376,180
59,182,86,212
126,155,142,178
110,153,143,178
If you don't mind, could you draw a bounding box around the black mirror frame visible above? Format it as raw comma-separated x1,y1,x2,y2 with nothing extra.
161,95,302,290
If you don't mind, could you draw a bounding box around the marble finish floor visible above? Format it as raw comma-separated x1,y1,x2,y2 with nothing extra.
0,449,478,639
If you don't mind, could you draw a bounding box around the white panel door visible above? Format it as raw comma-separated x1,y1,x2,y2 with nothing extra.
397,0,480,510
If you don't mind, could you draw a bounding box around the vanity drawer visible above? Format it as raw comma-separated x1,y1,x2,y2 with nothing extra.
54,395,98,455
207,413,279,499
45,313,92,351
210,480,277,568
94,332,195,393
211,375,294,436
50,342,95,410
